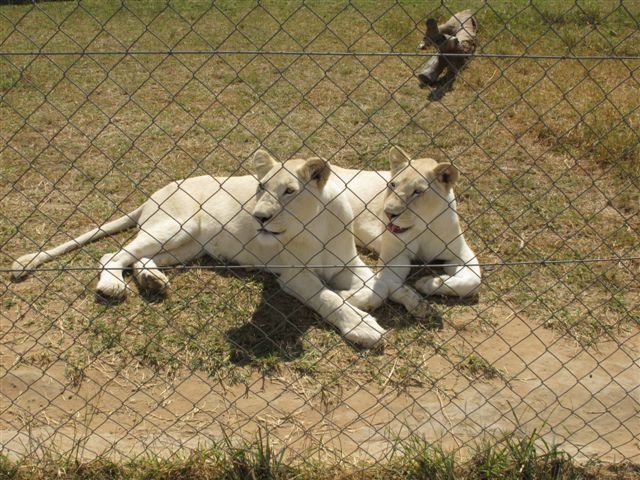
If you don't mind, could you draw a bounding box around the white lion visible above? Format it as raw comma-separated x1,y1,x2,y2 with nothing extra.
11,151,388,347
333,146,481,317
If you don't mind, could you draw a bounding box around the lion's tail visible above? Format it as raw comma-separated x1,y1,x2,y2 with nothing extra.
11,206,144,280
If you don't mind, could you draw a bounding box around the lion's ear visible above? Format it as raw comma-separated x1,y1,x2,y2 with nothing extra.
388,146,410,175
253,149,278,178
434,163,459,188
302,157,330,190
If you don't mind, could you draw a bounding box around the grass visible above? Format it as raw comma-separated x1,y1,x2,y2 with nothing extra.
0,0,639,475
1,428,638,479
459,353,507,381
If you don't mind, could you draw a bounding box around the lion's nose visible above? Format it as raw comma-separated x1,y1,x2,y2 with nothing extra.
254,213,272,225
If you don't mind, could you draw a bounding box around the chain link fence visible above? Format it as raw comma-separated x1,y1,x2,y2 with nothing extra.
1,0,638,470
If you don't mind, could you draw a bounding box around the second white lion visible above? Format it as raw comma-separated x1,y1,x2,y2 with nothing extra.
334,146,481,317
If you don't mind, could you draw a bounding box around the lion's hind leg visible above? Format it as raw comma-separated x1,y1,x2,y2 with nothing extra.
133,258,171,298
95,226,202,301
132,242,203,298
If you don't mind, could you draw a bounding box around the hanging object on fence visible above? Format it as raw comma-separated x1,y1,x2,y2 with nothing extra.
417,9,478,98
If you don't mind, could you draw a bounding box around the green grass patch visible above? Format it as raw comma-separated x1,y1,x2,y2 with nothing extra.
1,429,638,479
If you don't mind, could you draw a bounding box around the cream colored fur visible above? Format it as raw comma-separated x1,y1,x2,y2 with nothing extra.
333,146,481,317
11,151,388,348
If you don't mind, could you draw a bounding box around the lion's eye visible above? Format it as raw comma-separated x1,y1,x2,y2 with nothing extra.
388,182,396,191
257,183,265,192
284,187,295,195
413,189,423,196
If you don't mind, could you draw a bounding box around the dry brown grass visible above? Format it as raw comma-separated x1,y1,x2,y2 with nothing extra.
2,0,638,379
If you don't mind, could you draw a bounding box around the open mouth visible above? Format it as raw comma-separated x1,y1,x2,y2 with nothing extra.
387,223,410,234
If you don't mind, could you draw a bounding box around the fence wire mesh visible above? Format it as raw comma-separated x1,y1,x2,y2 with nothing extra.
1,0,639,470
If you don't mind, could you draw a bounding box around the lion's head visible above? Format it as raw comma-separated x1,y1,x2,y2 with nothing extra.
383,146,459,235
251,150,331,246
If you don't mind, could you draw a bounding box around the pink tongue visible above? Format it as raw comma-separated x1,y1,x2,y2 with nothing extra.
387,223,401,233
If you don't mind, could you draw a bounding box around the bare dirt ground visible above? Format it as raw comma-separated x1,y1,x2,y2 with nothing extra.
2,302,638,465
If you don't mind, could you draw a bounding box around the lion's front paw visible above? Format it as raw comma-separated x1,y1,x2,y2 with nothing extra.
340,289,384,312
415,275,480,298
339,279,389,312
341,313,386,348
415,276,443,296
